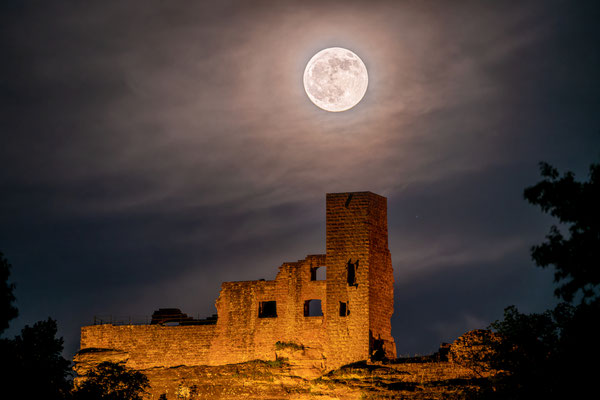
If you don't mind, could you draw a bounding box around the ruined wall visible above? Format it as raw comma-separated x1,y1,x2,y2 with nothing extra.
80,255,329,371
80,324,216,369
209,254,328,365
77,192,396,373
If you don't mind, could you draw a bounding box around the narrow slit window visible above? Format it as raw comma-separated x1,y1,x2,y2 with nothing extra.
339,301,349,317
347,259,359,286
258,301,277,318
303,299,323,317
345,193,353,208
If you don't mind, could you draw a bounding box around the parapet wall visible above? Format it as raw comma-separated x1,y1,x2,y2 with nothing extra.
80,324,216,370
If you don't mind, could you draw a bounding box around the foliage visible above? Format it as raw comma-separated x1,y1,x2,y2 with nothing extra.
488,306,560,374
471,160,600,399
72,361,149,400
0,251,18,334
523,161,600,302
448,329,501,377
485,306,562,398
0,253,152,400
0,253,71,399
275,340,305,351
470,301,600,399
2,318,72,400
266,357,289,367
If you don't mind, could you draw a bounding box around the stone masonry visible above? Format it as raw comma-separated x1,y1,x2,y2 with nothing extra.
76,192,397,374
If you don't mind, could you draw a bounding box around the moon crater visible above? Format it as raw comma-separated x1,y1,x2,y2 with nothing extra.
303,47,368,112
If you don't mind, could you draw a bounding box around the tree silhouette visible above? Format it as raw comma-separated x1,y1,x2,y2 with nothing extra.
473,159,600,399
524,161,600,302
485,306,565,398
2,318,72,400
0,251,18,334
1,252,72,399
72,361,149,400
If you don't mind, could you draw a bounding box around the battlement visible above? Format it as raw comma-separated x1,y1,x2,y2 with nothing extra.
76,192,396,375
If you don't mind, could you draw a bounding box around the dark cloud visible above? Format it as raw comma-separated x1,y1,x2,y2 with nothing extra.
1,0,599,357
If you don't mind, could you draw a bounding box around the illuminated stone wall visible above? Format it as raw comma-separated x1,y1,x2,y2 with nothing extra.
208,254,328,365
77,192,396,373
365,194,396,359
80,324,217,370
324,192,396,366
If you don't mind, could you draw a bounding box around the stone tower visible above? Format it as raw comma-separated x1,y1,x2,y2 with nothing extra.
325,192,396,365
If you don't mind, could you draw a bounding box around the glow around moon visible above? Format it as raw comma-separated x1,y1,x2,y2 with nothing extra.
303,47,368,112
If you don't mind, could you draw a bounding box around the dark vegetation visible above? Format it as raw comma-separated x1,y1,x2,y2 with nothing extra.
0,251,149,399
0,252,18,334
275,340,305,351
1,317,72,399
458,160,600,399
72,362,149,400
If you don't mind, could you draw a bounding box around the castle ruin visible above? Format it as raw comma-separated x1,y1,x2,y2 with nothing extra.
76,191,396,374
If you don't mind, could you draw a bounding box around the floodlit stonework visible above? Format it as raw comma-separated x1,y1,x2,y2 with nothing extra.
76,192,395,375
75,192,503,399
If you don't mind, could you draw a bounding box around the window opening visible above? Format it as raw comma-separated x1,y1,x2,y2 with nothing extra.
303,299,323,317
370,331,386,361
339,301,350,317
347,258,359,286
258,301,277,318
345,194,353,208
311,266,326,281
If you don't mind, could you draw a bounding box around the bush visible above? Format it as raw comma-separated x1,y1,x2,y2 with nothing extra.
72,361,149,400
275,341,304,351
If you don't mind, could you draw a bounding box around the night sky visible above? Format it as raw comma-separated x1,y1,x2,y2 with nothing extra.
1,0,599,359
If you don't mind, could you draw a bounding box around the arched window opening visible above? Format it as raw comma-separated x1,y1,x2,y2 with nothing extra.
311,266,326,281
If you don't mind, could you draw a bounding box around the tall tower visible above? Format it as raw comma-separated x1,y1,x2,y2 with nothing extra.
325,192,396,365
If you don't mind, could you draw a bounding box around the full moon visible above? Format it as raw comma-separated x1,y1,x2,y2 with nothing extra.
303,47,368,112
